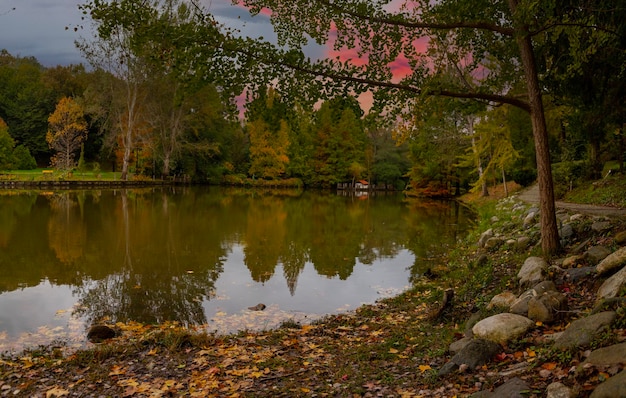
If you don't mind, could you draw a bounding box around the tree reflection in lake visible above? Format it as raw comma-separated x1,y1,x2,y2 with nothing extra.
0,187,475,349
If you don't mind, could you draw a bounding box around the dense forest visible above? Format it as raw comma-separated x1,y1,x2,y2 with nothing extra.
0,0,625,253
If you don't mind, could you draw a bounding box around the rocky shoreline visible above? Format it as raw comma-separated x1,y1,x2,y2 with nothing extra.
443,194,626,397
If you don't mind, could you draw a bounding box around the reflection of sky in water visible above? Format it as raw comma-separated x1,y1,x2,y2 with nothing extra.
202,244,413,333
0,246,414,351
0,281,85,352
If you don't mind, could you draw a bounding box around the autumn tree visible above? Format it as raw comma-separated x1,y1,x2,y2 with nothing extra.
46,97,88,170
77,0,158,180
461,106,520,196
246,87,291,180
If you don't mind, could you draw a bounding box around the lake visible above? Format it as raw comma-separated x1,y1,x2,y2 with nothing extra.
0,186,475,352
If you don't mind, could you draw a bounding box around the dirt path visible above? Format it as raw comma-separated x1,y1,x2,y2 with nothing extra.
516,184,626,218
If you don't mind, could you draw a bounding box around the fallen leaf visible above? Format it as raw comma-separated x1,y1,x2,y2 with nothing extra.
108,365,127,376
46,387,69,397
418,364,431,373
542,362,557,370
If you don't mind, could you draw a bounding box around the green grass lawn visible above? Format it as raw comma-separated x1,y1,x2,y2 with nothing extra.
0,169,123,181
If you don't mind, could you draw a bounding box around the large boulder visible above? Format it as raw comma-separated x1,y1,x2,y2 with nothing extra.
582,342,626,368
595,246,626,275
596,265,626,302
584,246,612,266
589,369,626,398
553,311,616,351
518,256,548,287
472,313,534,345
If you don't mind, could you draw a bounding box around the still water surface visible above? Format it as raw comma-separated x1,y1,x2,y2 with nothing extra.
0,187,474,351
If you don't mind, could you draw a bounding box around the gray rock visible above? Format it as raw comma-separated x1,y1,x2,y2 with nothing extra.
510,290,534,315
589,369,626,398
546,382,576,398
523,211,538,228
582,342,626,367
449,336,473,354
478,228,494,248
440,338,501,376
437,361,458,376
532,280,557,294
561,266,595,283
559,224,574,240
596,264,626,302
510,281,557,316
485,237,504,251
595,246,626,275
554,311,617,350
591,221,612,233
527,290,568,324
584,246,612,266
516,236,531,251
570,213,585,222
470,377,530,398
518,256,548,287
472,313,534,345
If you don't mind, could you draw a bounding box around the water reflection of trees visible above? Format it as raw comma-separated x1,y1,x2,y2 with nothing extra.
73,188,227,326
0,188,474,325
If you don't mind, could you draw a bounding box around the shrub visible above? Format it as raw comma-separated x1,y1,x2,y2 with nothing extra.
13,145,37,170
552,160,588,199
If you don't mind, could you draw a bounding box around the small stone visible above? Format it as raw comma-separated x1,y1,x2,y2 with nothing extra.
478,229,494,248
518,256,548,287
87,325,117,343
546,382,576,398
248,303,266,311
528,291,568,324
562,254,584,269
487,292,517,310
516,236,531,251
614,230,626,244
484,237,504,251
591,221,612,233
559,224,574,240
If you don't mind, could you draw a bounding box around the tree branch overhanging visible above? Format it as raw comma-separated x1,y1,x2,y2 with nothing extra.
316,0,515,36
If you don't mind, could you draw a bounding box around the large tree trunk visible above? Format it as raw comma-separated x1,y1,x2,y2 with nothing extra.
509,0,561,256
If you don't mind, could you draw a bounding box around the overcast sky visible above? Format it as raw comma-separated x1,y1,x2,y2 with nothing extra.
0,0,282,67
